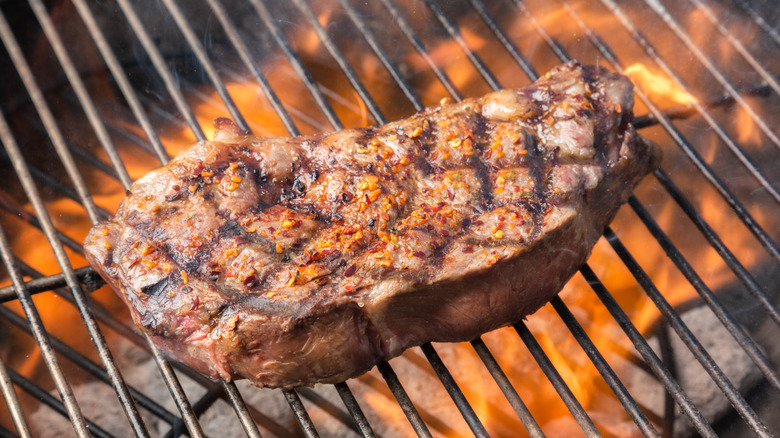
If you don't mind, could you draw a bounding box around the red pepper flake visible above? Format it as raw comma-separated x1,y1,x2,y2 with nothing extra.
344,284,354,292
192,162,204,175
344,264,357,277
447,188,455,200
441,230,449,237
413,251,426,258
426,224,434,231
462,246,474,253
243,275,258,288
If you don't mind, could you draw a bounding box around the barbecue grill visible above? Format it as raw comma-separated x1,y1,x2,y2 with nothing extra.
0,0,777,436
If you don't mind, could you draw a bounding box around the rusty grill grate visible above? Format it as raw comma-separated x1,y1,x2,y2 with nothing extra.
0,0,778,437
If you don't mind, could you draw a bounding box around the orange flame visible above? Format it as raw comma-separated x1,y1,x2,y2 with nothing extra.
625,63,697,107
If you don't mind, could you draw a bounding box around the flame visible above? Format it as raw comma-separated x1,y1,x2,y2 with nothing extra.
624,63,697,107
2,1,775,435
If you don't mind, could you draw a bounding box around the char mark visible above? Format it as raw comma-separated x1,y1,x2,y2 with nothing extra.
141,276,171,296
469,111,494,210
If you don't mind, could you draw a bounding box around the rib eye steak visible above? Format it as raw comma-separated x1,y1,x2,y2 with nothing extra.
84,61,660,389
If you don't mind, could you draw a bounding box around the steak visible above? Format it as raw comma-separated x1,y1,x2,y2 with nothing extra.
84,61,660,389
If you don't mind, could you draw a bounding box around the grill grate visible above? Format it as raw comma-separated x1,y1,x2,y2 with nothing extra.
0,0,777,437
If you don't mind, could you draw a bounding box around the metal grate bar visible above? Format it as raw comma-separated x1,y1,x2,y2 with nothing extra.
641,0,780,149
220,381,263,438
0,196,84,255
27,0,133,189
549,296,660,437
336,0,425,111
250,0,343,131
419,343,489,437
513,322,601,436
0,358,31,438
375,361,433,438
204,0,299,136
468,0,539,81
159,0,249,132
580,264,716,437
552,0,780,263
334,382,377,438
469,339,545,438
0,10,101,225
604,227,771,436
291,0,385,126
0,305,179,426
627,196,780,393
164,386,221,438
686,0,779,96
114,0,205,141
5,368,110,438
283,389,320,438
0,121,90,437
377,0,463,100
423,0,502,91
69,0,170,164
654,168,780,327
592,0,780,205
732,0,780,47
146,338,205,438
0,107,151,437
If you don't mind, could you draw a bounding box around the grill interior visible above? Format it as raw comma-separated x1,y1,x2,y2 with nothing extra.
0,0,778,436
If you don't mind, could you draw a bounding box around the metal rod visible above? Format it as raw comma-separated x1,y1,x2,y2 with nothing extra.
642,0,780,149
423,0,502,91
291,0,385,125
375,361,433,438
420,343,489,437
249,0,343,130
221,381,263,438
114,0,206,141
0,9,101,224
0,266,102,302
69,0,170,164
604,228,771,437
654,168,780,326
158,0,250,132
549,297,660,437
1,118,151,437
0,125,89,438
6,368,111,438
591,0,780,205
468,0,539,81
552,0,780,263
204,0,299,136
284,389,320,438
513,322,602,437
469,338,546,438
579,264,716,437
687,0,779,96
628,195,780,393
27,0,134,189
336,0,425,111
0,305,179,426
0,357,31,438
334,382,377,438
732,0,780,47
377,0,463,100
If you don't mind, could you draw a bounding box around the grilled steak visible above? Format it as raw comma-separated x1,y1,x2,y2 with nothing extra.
84,61,660,389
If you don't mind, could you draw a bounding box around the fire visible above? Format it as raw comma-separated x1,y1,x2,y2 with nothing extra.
1,0,774,436
624,63,697,107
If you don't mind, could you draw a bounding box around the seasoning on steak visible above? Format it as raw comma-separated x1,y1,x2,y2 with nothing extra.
84,61,660,389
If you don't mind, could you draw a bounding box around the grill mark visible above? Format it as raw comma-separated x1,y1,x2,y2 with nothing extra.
468,111,494,211
524,133,549,240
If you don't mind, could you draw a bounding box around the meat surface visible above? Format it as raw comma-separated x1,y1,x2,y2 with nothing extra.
84,61,660,389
